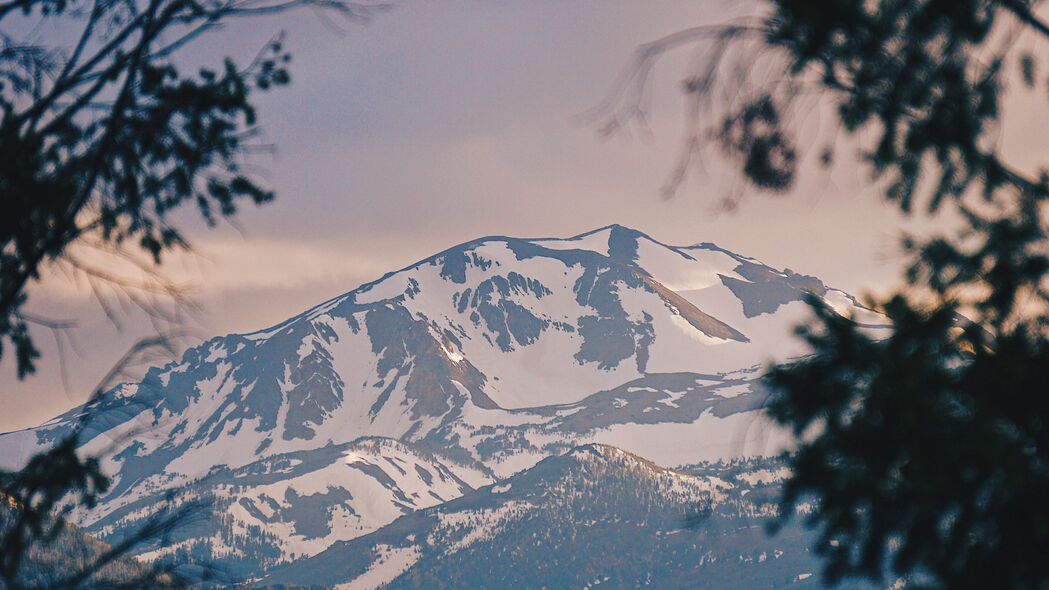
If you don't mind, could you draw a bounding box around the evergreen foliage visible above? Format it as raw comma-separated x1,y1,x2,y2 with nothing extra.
601,1,1049,588
761,3,1049,588
0,0,379,586
0,439,180,589
0,497,157,589
0,0,381,378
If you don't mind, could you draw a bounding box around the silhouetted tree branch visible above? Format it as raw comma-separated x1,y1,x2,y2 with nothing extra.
0,335,206,589
0,1,388,586
0,0,388,379
607,1,1049,589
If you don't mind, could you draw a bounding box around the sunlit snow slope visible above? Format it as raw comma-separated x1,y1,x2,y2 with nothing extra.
0,225,887,579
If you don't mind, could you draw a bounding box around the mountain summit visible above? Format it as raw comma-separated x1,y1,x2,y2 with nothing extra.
0,225,886,580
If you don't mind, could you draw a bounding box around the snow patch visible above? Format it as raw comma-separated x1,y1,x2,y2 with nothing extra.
335,544,422,590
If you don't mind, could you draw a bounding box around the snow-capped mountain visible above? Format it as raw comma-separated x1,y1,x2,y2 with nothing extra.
0,225,887,581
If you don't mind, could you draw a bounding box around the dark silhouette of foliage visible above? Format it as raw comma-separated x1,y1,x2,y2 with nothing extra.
599,1,1049,588
765,191,1049,590
717,95,797,192
0,0,382,586
0,435,194,589
0,0,383,379
760,4,1049,589
0,336,220,589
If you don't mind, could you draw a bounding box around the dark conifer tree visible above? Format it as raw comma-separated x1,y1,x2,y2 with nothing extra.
597,1,1049,588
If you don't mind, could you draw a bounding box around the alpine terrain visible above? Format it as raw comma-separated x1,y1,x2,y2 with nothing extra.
0,225,888,587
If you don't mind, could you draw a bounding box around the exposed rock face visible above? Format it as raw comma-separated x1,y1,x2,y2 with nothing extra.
0,225,888,582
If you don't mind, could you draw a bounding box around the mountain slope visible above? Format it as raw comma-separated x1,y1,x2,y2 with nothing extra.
97,438,491,581
264,446,869,589
0,494,160,588
0,225,888,580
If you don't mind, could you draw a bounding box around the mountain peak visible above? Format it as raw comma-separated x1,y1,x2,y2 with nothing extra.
568,223,647,240
564,444,682,477
0,226,888,582
568,442,635,461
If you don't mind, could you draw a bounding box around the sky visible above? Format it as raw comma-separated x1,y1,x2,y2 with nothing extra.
5,0,1041,432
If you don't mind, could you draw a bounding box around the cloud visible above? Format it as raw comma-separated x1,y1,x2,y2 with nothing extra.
32,235,404,305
